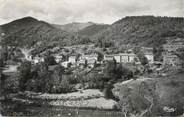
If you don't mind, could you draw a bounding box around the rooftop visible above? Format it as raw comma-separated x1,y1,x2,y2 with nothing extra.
105,53,136,56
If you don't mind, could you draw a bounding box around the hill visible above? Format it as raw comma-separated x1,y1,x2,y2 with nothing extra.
0,17,91,48
52,22,95,33
113,72,184,116
78,24,109,37
94,16,184,47
1,16,184,50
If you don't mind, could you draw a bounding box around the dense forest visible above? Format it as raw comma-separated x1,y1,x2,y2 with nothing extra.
78,24,109,37
93,16,184,48
0,17,91,48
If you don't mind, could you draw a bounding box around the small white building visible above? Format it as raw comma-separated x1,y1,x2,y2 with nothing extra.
33,56,44,64
145,53,154,63
54,54,63,63
61,61,70,68
68,55,77,64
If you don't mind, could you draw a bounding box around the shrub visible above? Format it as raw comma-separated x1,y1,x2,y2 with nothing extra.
44,55,57,65
137,51,149,66
59,76,72,93
103,82,114,99
18,61,32,91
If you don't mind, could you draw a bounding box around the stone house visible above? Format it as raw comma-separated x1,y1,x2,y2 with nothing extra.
163,53,182,67
162,38,184,67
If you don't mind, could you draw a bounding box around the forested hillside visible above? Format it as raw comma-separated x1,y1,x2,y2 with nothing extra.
53,22,95,33
1,16,184,49
0,17,91,48
78,24,109,37
94,16,184,47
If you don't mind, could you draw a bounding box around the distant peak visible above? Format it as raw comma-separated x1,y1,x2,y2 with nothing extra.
87,21,94,24
20,16,38,21
70,22,94,25
8,16,38,24
2,16,41,27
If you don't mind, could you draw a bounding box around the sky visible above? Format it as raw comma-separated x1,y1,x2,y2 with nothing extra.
0,0,183,25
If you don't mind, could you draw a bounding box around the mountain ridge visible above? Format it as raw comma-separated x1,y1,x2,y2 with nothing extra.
52,22,95,33
0,16,92,48
1,16,184,49
78,24,109,37
93,16,184,47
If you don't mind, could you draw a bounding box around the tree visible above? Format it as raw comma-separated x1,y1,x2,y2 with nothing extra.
44,55,57,66
103,82,114,99
50,65,65,93
18,61,32,91
0,58,6,98
59,75,72,93
174,48,184,68
94,61,98,68
0,56,6,114
115,64,133,80
54,65,65,77
153,46,163,62
119,81,159,117
84,59,88,68
137,51,149,66
133,46,141,54
36,62,51,92
75,53,81,62
67,62,72,68
97,52,104,62
103,58,117,80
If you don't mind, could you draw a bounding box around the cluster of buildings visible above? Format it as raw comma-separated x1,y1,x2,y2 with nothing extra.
25,46,155,68
62,47,155,68
62,53,98,68
104,47,154,64
24,37,184,69
163,38,184,67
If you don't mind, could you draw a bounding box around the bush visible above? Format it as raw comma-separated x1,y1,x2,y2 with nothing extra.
103,82,114,99
118,81,159,117
137,51,149,66
58,76,72,93
18,61,32,91
44,55,57,65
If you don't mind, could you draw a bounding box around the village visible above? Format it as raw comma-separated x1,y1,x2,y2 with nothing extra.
1,36,183,116
20,37,184,72
1,19,184,117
